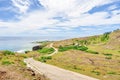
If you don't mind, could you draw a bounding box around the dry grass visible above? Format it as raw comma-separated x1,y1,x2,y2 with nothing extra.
47,50,120,80
46,30,120,80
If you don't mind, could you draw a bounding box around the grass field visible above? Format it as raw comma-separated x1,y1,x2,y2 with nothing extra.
46,30,120,80
46,50,120,80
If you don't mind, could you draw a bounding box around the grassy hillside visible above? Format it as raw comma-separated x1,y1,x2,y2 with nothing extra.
0,51,49,80
53,29,120,48
1,29,119,80
46,29,120,80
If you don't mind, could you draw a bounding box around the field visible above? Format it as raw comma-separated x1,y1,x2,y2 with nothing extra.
46,29,120,80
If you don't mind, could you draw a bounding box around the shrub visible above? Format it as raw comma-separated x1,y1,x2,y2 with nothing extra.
76,46,88,51
91,70,100,75
86,50,99,54
38,56,52,62
38,48,54,54
58,45,88,52
3,50,15,55
103,53,112,56
58,45,74,52
107,71,116,75
101,32,110,41
2,60,13,65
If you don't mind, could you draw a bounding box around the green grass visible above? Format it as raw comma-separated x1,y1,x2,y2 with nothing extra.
38,48,54,54
58,45,88,52
3,50,15,55
103,53,113,56
107,71,116,75
2,60,13,65
91,70,101,75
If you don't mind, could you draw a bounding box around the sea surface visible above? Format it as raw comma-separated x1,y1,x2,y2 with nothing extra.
0,36,65,52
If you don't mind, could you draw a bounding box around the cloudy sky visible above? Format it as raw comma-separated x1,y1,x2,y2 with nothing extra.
0,0,120,37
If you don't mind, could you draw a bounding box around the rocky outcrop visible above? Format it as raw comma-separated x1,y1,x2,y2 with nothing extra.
32,45,42,51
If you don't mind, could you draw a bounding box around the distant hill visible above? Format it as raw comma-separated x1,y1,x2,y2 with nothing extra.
54,29,120,50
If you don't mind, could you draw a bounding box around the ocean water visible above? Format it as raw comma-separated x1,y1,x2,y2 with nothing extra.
0,36,65,52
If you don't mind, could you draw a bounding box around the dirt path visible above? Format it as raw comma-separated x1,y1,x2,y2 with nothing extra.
47,43,58,56
24,58,98,80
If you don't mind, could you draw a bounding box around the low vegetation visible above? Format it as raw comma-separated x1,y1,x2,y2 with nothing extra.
58,45,88,52
38,56,52,62
0,51,49,80
3,50,15,55
86,50,99,54
38,48,54,54
2,60,13,65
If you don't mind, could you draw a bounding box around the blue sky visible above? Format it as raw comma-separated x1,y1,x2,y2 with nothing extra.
0,0,120,38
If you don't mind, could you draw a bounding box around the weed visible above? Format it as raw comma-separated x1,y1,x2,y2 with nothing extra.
107,71,116,75
103,53,112,56
91,70,100,75
3,50,15,55
2,60,13,65
86,50,99,54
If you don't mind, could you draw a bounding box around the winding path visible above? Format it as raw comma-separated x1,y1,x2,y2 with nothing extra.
24,43,98,80
47,43,58,56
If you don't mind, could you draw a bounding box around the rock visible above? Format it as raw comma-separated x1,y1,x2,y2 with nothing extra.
0,71,7,79
32,45,42,51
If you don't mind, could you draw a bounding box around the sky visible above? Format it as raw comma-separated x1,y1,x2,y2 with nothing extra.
0,0,120,38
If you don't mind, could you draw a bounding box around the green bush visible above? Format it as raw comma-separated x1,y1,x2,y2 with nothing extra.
58,45,88,52
38,56,52,62
86,50,99,54
103,53,112,56
2,60,13,65
3,50,15,55
58,45,75,52
91,70,100,75
76,46,88,51
107,71,116,75
38,48,54,54
101,32,110,41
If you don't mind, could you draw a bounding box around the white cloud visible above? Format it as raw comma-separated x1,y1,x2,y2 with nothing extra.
108,4,118,10
0,0,120,36
11,0,31,13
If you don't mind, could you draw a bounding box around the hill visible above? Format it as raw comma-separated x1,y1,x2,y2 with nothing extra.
45,29,120,80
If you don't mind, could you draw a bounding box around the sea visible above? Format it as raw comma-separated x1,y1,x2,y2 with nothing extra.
0,36,65,53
